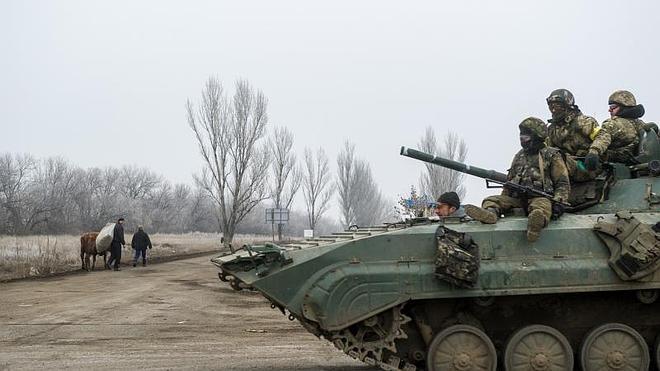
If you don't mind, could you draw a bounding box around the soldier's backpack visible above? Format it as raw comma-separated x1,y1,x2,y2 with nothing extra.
594,211,660,280
434,225,480,288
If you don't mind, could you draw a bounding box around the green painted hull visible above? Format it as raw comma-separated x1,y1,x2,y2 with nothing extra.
223,212,658,331
213,151,660,371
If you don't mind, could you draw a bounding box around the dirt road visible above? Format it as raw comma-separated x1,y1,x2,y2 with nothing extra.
0,255,368,370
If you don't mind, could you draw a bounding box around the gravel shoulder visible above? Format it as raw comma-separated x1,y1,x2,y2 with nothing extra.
0,255,368,370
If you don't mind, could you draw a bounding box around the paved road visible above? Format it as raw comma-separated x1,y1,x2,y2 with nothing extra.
0,255,368,370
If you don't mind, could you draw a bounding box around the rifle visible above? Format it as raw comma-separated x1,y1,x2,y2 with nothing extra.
485,178,571,218
483,179,570,207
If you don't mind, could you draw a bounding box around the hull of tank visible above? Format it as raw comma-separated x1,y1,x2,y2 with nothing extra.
219,212,658,327
215,211,659,370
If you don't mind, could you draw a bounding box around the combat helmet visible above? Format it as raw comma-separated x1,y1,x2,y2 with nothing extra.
608,90,637,107
519,117,548,140
546,89,575,107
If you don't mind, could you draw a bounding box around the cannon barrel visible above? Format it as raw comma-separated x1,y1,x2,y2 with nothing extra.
400,146,508,183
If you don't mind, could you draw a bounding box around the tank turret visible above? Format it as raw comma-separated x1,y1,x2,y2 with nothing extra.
402,143,660,213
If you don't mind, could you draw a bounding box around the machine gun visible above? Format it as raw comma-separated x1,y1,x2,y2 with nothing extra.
400,147,572,211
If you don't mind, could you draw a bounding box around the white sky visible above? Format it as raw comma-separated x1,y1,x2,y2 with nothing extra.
2,0,660,219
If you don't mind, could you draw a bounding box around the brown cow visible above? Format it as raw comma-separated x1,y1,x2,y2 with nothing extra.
80,232,109,271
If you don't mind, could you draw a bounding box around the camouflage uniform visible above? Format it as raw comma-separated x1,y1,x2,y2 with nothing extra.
591,117,644,164
547,111,600,157
547,109,601,181
482,144,570,221
467,118,570,242
589,90,646,165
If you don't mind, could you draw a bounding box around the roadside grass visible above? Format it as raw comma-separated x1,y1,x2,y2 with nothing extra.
0,233,267,281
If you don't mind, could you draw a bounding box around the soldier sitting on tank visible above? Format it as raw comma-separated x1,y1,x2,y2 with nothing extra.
435,191,466,218
465,118,570,242
545,88,602,182
584,90,659,170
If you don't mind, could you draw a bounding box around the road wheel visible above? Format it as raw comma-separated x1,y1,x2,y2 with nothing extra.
504,324,573,371
229,278,242,291
426,324,496,371
580,323,649,371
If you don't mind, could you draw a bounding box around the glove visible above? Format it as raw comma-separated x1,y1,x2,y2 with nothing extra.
584,152,600,171
551,203,565,219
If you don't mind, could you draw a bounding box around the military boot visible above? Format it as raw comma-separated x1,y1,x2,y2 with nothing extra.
526,209,547,242
464,205,498,224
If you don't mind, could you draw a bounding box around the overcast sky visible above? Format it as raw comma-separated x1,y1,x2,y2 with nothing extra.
2,0,660,219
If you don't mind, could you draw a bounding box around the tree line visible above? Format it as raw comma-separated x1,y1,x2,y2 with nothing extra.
0,77,467,239
186,77,468,244
0,154,218,235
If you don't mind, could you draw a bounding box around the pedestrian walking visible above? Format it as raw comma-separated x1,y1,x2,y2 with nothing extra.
131,225,153,267
106,218,126,271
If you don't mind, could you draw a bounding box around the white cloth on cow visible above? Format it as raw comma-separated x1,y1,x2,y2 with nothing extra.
95,223,115,253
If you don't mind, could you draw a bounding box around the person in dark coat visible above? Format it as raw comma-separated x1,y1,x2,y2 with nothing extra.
131,225,152,267
435,191,466,218
106,218,125,271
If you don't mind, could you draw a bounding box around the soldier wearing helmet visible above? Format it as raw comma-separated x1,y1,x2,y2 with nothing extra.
545,89,602,181
585,90,653,168
465,117,570,242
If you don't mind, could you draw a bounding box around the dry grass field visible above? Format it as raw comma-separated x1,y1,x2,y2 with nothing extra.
0,232,267,281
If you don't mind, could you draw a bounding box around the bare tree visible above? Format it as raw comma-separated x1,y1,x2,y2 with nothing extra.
418,128,468,200
336,141,357,227
269,126,301,240
0,154,35,233
302,147,333,234
337,141,390,228
118,166,162,200
168,183,192,233
187,187,217,232
351,161,390,226
0,151,229,235
70,167,123,231
27,157,77,233
145,182,173,232
99,167,125,220
0,155,83,234
187,77,270,245
71,167,102,230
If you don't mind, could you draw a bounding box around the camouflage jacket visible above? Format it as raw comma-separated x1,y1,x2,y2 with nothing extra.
503,146,570,202
547,111,600,157
590,117,644,164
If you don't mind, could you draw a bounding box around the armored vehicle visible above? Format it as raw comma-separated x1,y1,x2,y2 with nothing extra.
212,129,659,371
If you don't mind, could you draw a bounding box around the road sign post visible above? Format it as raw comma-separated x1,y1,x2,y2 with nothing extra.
265,208,289,241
